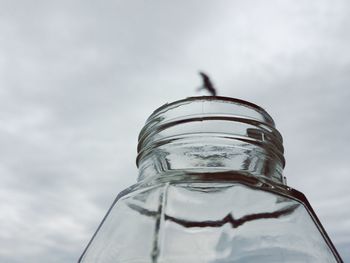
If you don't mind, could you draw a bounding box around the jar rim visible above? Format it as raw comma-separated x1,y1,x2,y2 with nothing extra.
147,96,275,127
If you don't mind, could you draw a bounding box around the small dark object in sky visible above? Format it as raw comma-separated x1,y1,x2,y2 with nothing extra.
197,71,217,96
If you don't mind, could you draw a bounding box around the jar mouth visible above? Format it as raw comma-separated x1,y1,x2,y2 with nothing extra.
145,96,276,128
137,96,285,182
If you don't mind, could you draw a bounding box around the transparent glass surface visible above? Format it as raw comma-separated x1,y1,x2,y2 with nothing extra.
79,96,342,262
80,172,339,263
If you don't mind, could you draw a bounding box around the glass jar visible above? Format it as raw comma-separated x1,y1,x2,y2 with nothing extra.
79,96,342,262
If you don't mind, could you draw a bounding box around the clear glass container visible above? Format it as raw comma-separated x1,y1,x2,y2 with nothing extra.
79,96,342,262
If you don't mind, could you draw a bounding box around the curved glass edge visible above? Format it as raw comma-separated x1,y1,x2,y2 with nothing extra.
148,96,275,125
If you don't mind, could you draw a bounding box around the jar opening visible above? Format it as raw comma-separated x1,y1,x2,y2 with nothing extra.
137,96,285,184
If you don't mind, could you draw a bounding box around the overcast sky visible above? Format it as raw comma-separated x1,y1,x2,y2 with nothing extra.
0,0,349,262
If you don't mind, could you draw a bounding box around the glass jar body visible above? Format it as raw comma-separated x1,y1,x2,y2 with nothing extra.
79,171,339,263
79,96,341,262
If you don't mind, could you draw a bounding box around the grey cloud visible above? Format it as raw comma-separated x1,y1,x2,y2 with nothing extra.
1,0,349,262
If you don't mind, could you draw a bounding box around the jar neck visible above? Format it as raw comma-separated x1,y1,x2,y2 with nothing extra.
136,96,285,184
